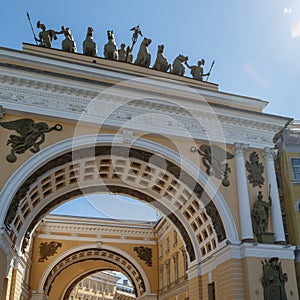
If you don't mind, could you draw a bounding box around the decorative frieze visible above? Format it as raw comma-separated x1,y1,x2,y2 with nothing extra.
0,75,286,148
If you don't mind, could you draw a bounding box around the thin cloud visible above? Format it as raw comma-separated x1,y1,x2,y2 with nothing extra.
283,7,292,14
291,21,300,38
244,64,269,89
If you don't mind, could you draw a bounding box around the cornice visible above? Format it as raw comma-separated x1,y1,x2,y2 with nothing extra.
0,49,291,148
35,217,155,240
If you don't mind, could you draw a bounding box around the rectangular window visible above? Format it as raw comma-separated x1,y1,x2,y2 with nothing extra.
208,282,216,300
291,158,300,180
166,237,170,252
159,244,163,257
86,280,90,289
173,230,177,246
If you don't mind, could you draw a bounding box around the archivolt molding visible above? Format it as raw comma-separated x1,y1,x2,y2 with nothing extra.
0,135,238,261
39,244,151,298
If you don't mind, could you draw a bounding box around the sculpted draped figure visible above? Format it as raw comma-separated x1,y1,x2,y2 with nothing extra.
83,27,97,57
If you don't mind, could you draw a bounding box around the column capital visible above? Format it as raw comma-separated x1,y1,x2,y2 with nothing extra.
233,142,249,156
263,147,277,160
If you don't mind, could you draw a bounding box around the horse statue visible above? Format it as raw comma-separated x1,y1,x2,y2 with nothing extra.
104,30,118,60
61,26,77,53
134,37,152,67
83,27,97,57
152,44,171,72
171,54,188,76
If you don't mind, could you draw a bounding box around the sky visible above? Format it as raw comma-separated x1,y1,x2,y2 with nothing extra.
1,1,300,219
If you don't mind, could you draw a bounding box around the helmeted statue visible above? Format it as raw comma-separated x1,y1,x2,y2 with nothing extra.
152,44,171,72
252,191,272,235
36,21,63,48
262,257,288,300
104,30,118,60
171,54,188,76
134,37,152,67
185,59,210,80
83,27,97,57
61,26,77,53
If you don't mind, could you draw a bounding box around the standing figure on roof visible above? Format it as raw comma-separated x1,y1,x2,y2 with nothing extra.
118,43,127,62
36,21,63,48
185,59,210,81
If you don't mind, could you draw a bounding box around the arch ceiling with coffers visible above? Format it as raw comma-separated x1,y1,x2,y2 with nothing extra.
0,135,238,265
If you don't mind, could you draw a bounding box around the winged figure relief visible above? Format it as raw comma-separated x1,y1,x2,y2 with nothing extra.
197,144,234,187
0,118,62,162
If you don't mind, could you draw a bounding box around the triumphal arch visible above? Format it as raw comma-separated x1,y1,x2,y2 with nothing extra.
0,43,299,300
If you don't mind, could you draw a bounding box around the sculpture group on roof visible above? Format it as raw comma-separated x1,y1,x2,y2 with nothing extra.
29,17,214,81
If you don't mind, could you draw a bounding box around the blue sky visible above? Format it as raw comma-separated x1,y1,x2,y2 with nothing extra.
2,1,300,219
1,1,300,119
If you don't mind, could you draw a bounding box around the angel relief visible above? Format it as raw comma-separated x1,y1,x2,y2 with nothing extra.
0,118,62,162
192,144,234,187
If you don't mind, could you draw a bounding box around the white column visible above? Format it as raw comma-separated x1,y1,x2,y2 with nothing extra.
263,147,286,243
234,143,254,242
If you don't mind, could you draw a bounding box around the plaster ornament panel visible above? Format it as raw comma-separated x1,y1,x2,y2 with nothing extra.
38,241,62,263
245,152,265,188
134,246,153,267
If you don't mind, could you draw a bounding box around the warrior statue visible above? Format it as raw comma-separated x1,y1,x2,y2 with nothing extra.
252,190,272,235
185,59,210,81
36,21,63,48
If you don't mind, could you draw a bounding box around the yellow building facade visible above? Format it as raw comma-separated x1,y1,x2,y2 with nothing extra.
275,121,300,296
0,44,299,299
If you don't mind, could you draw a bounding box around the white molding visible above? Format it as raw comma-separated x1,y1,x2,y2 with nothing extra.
35,234,156,245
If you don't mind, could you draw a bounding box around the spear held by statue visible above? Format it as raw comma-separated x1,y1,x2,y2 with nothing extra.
26,12,38,45
206,60,215,82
